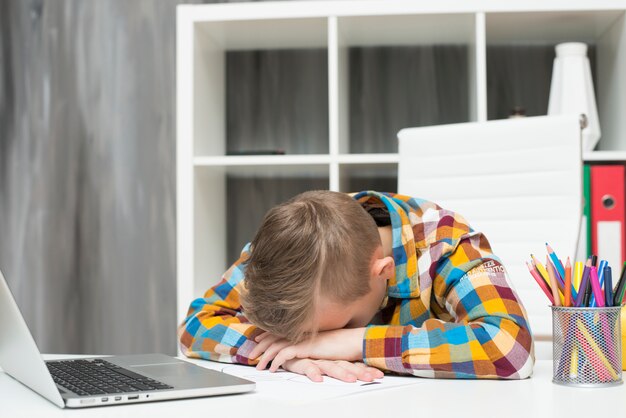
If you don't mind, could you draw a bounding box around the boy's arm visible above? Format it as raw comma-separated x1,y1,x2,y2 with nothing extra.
177,243,263,364
363,209,534,379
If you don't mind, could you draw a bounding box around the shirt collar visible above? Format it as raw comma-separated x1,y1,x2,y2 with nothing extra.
352,191,420,298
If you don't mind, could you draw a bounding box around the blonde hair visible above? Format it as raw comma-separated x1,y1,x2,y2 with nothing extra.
241,190,381,342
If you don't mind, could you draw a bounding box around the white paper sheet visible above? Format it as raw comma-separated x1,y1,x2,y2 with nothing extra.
185,359,421,403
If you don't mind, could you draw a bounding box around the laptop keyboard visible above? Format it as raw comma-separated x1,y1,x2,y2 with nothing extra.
46,358,173,396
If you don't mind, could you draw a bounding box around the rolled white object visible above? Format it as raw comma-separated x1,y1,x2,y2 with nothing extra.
548,42,601,151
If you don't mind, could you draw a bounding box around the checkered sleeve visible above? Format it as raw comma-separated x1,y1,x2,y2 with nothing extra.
363,207,534,379
177,243,262,365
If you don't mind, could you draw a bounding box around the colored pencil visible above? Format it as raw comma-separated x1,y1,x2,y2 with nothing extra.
547,258,561,306
574,261,583,293
560,262,578,301
589,266,605,307
613,262,626,306
526,262,555,304
546,243,566,279
531,258,561,304
591,260,608,307
576,318,619,381
604,266,613,307
618,286,626,306
564,257,572,307
546,256,568,300
530,254,550,284
583,277,593,307
575,258,592,307
569,345,579,379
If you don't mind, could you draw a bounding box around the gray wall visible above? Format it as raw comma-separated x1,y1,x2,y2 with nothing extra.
0,0,185,355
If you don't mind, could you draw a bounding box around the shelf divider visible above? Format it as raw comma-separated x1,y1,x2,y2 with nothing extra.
597,12,626,151
473,12,488,122
176,9,196,330
194,154,333,166
329,15,349,190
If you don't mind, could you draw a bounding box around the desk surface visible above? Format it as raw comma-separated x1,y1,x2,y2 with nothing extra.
1,355,624,418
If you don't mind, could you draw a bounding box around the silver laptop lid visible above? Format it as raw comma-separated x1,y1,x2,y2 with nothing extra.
0,268,65,408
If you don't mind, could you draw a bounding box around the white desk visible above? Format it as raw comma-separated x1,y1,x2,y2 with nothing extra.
1,355,624,418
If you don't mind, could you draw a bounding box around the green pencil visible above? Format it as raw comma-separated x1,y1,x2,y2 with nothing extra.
613,262,626,306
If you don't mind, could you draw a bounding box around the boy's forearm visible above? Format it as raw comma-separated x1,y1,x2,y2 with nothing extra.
178,308,263,364
362,318,533,379
178,243,259,364
254,327,367,371
360,259,535,379
302,327,365,362
312,327,365,362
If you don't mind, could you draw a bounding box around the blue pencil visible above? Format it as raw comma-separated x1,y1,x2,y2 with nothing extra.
546,243,566,278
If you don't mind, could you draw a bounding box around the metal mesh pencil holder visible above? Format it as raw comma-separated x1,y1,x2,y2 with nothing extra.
552,306,623,387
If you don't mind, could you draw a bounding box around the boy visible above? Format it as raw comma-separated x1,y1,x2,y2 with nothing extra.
178,190,534,382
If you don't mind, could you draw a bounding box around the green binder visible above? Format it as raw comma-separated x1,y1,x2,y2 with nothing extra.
583,164,592,257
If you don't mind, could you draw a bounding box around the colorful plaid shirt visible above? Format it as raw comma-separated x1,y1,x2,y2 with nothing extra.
178,191,535,379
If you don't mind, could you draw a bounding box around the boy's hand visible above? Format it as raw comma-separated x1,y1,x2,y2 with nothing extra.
281,358,384,383
251,328,366,372
249,331,293,366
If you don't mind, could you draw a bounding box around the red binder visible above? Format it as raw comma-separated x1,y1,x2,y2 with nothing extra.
591,165,626,270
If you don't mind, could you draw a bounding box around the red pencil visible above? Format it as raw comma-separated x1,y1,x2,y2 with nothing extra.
526,262,555,305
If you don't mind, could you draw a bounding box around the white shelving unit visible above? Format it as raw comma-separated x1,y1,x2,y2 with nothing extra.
177,1,626,325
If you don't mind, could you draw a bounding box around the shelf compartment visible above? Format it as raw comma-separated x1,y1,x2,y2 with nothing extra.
188,17,329,157
339,163,398,194
485,10,626,150
193,164,330,293
333,14,477,155
485,44,597,121
226,48,329,156
224,167,330,263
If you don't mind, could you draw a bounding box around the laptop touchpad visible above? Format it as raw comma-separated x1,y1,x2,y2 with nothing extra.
132,363,191,378
131,362,245,387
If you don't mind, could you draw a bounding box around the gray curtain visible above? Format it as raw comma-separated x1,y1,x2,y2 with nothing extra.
1,1,578,354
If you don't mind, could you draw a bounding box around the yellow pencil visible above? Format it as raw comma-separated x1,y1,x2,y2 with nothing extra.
569,344,579,379
576,318,619,380
574,261,584,293
531,254,550,282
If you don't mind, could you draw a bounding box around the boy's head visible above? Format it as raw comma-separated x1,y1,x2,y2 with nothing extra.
241,190,395,342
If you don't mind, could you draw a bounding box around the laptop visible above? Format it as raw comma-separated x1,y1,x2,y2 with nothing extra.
0,268,255,408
